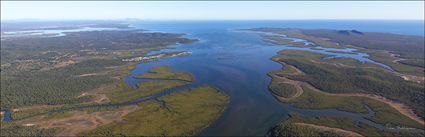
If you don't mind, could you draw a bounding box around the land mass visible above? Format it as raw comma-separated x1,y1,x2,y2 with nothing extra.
250,28,425,136
0,22,232,136
1,66,229,136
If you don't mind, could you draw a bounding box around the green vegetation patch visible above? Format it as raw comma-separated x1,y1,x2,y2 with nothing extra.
0,126,60,137
270,114,425,137
363,50,424,76
269,82,297,98
289,85,369,113
1,29,198,110
83,85,229,136
274,50,424,121
269,121,340,137
108,66,195,104
0,59,124,109
11,106,63,120
262,35,310,48
300,29,425,60
249,28,342,48
399,59,425,68
107,80,189,104
289,85,421,128
326,50,357,54
136,66,195,82
44,111,74,120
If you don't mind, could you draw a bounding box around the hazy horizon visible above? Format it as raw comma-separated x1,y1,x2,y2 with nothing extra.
1,1,424,20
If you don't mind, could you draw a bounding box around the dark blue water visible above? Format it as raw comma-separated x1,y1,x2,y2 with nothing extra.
123,20,424,135
2,20,423,135
1,111,11,122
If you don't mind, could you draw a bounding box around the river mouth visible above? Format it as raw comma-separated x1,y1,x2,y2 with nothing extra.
124,21,424,135
2,20,423,135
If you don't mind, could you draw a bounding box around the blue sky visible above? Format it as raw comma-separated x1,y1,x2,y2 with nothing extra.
1,1,424,20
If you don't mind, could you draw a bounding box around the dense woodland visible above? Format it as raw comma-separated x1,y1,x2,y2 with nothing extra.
399,59,425,68
0,29,197,109
269,114,425,137
281,58,425,119
268,122,339,137
0,59,123,108
0,126,59,136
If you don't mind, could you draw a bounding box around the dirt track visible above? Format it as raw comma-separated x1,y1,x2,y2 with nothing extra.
272,63,425,126
305,83,424,125
294,123,363,137
271,76,304,101
17,107,137,136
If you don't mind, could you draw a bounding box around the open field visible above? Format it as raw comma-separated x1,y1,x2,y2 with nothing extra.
2,106,138,136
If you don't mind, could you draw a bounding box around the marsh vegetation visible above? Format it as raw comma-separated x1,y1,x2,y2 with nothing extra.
267,49,424,136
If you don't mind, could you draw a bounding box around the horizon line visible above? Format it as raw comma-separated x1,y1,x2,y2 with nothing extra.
2,18,425,22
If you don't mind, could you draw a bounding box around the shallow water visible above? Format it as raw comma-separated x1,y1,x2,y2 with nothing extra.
124,21,423,135
1,111,12,122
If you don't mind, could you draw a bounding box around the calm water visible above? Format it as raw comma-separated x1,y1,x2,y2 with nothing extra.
2,20,423,134
124,20,424,135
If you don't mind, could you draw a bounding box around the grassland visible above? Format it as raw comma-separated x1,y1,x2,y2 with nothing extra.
83,85,229,136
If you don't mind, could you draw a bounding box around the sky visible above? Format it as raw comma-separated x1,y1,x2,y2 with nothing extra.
1,1,424,20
